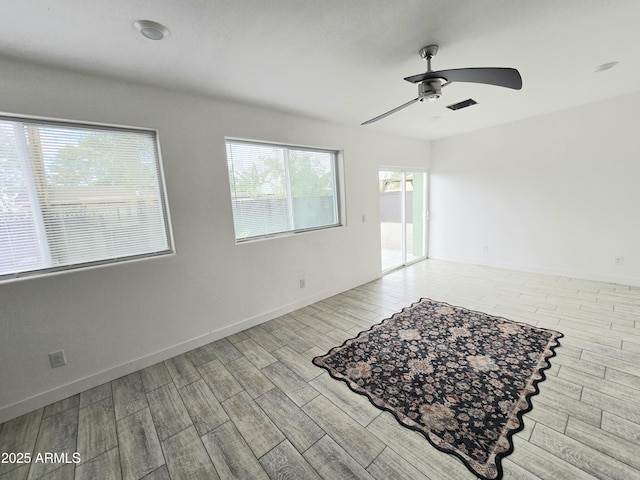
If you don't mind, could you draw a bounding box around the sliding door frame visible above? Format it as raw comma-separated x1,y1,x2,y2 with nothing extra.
379,167,429,273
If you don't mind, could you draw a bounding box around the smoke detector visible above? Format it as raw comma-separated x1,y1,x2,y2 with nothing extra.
134,20,170,41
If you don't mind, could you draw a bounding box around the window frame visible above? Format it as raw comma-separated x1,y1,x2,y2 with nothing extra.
225,138,345,243
0,112,175,283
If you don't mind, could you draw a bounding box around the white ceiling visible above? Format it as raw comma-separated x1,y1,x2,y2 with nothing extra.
2,0,640,141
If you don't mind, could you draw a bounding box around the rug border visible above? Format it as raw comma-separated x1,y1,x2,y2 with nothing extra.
312,297,564,480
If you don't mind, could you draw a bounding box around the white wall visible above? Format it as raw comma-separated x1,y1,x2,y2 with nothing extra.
429,90,640,286
0,57,430,422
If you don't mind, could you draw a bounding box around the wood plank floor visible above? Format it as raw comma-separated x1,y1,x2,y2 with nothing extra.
1,259,639,480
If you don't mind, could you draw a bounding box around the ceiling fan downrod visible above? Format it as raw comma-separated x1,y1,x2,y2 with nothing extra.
419,44,439,72
418,45,442,101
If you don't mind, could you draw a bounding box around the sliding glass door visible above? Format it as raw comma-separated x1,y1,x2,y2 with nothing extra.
379,169,427,272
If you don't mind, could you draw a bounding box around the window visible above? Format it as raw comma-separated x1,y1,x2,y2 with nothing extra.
0,114,173,282
226,139,342,242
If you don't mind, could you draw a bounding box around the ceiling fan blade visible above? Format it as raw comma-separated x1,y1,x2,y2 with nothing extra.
361,97,421,125
404,67,522,90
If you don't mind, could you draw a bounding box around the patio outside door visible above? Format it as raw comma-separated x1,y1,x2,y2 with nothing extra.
379,169,427,272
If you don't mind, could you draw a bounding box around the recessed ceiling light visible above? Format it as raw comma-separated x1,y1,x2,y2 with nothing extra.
595,61,618,73
134,20,169,41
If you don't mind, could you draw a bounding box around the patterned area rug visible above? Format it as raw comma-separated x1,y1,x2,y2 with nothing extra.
313,298,563,480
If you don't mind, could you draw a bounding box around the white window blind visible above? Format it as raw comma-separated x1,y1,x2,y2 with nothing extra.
226,139,341,241
0,115,173,281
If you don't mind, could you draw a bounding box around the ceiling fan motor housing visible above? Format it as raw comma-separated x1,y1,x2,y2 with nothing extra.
419,80,442,102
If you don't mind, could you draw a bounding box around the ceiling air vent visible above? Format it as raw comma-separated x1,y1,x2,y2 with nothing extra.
446,98,477,111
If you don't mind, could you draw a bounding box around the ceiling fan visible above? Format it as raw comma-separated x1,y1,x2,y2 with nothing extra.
361,45,522,125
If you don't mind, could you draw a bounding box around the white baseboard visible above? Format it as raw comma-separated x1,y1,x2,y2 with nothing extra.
428,253,640,287
0,271,381,424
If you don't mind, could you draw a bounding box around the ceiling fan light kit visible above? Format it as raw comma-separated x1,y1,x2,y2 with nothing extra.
419,80,442,102
362,44,522,125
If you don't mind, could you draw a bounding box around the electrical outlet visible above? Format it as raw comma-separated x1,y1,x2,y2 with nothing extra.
299,278,306,288
614,256,624,265
482,246,489,254
49,350,67,368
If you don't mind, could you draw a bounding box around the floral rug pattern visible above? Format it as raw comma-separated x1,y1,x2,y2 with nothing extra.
313,298,563,480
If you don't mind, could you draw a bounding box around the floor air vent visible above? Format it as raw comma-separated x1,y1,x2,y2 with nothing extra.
446,98,477,111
